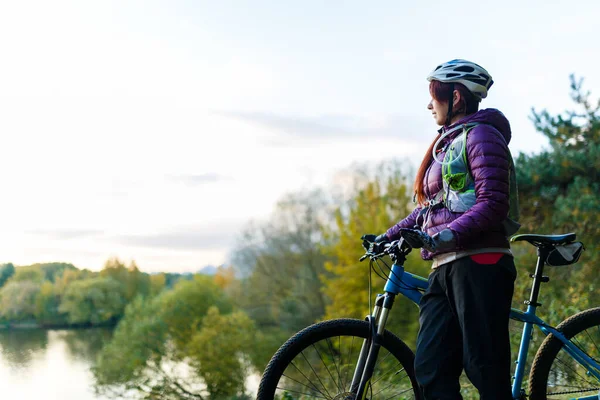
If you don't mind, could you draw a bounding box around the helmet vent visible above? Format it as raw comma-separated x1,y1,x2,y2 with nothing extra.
462,74,488,84
454,66,475,72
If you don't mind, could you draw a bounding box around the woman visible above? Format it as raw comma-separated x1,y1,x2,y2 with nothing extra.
364,59,517,399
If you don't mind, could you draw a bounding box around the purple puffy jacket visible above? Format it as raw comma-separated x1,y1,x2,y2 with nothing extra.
387,108,512,259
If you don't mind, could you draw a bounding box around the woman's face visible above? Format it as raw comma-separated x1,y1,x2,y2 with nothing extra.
427,97,448,126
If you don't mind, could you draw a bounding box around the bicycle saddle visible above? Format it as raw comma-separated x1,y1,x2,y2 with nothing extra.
510,233,576,246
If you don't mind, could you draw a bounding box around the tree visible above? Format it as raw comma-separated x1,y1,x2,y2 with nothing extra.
159,275,233,350
0,281,41,321
59,277,127,325
35,281,67,326
54,268,92,293
94,275,239,400
100,258,151,301
188,307,256,399
233,189,333,333
0,263,15,288
213,266,236,290
93,296,172,397
515,75,600,316
149,273,166,296
12,266,44,283
125,262,151,300
320,162,429,346
26,262,78,282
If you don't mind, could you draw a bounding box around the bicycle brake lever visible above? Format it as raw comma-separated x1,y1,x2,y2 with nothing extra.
383,240,400,254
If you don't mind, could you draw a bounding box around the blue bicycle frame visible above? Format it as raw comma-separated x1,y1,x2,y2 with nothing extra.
382,260,600,400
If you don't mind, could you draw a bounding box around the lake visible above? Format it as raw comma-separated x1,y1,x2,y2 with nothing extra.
0,327,262,399
0,328,113,400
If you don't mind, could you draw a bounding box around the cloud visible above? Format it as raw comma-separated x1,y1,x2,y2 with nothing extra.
117,226,235,251
167,173,232,186
219,111,357,138
26,230,103,240
216,110,429,144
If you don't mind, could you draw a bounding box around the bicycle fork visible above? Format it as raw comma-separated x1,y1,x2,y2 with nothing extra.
350,293,396,399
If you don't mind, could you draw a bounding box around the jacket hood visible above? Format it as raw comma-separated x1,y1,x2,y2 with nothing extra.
446,108,512,144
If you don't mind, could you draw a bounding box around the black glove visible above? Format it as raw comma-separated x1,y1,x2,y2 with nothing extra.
399,228,433,250
361,233,389,253
399,228,456,253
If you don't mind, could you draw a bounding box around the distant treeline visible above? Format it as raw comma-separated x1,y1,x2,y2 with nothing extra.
0,259,200,328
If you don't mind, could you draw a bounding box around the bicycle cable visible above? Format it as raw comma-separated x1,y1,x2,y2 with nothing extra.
365,247,426,339
379,255,425,293
368,258,373,340
372,258,389,281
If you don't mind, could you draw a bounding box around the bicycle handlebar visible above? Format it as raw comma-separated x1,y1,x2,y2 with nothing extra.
360,240,409,262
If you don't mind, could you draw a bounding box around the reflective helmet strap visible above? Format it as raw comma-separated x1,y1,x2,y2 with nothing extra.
445,83,455,126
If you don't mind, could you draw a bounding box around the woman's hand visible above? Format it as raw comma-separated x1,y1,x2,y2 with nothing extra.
361,233,389,253
399,228,456,252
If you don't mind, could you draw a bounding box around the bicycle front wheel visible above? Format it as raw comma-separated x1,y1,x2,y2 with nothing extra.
257,318,421,400
529,307,600,400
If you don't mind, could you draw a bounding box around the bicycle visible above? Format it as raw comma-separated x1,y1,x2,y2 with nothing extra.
256,232,597,400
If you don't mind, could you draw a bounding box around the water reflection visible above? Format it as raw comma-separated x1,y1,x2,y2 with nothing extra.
0,328,113,400
0,328,255,399
0,329,48,369
59,328,114,363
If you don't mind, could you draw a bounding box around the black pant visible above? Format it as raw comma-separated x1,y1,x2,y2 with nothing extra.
414,255,516,400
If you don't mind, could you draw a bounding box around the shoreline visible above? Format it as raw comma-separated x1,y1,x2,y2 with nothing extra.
0,320,118,331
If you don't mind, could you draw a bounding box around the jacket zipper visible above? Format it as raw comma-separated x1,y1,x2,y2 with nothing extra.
422,163,433,232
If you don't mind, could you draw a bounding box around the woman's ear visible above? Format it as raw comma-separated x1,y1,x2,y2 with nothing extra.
453,89,462,108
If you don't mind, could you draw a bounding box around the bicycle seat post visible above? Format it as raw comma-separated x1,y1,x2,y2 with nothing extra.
525,246,552,308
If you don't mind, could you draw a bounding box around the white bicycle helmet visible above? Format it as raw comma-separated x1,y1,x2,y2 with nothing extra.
427,59,494,100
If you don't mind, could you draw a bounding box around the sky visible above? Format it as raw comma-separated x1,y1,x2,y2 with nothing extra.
0,0,598,273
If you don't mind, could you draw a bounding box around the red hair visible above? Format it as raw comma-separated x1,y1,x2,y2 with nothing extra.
429,80,479,116
413,81,480,205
